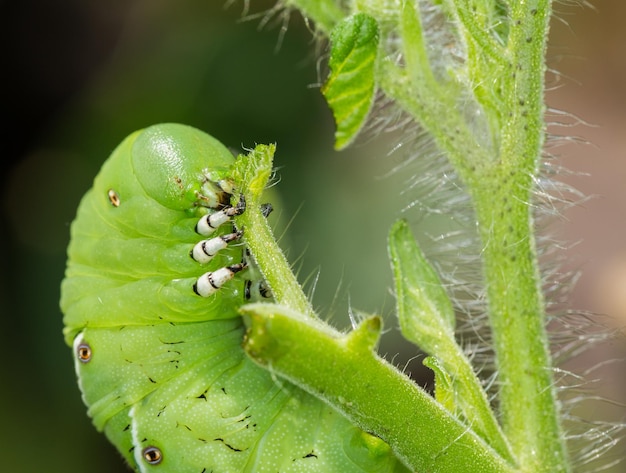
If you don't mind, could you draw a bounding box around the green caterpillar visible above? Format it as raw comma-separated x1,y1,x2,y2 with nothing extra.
60,123,408,472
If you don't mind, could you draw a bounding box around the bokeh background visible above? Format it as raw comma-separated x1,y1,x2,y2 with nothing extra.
2,1,624,471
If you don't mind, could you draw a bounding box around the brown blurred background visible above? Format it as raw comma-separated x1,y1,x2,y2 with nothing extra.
2,1,624,471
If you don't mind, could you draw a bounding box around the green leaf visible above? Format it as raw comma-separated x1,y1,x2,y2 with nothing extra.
389,219,514,463
322,13,378,150
423,356,456,413
388,219,455,353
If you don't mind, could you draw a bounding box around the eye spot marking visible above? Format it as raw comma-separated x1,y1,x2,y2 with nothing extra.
142,446,163,465
76,341,92,363
108,189,121,207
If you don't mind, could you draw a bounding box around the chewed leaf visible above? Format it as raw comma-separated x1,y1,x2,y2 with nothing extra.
322,13,379,150
230,142,275,200
388,219,455,354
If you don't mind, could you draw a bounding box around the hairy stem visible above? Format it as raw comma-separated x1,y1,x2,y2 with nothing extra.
231,144,316,319
284,0,345,33
469,2,570,471
247,1,571,471
243,304,517,473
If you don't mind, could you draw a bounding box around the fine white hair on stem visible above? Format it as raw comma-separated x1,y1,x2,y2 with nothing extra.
235,0,625,468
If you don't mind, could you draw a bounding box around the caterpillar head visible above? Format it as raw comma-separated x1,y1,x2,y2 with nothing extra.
131,123,235,210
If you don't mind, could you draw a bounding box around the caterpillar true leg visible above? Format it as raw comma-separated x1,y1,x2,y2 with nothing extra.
244,279,273,300
195,195,246,236
193,263,247,297
260,202,273,218
190,230,243,264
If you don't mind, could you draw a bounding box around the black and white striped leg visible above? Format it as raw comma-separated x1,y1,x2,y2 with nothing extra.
190,230,243,264
193,263,247,297
260,202,273,218
244,279,273,301
195,195,246,236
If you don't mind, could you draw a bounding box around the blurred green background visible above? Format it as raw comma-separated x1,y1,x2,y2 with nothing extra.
2,1,624,471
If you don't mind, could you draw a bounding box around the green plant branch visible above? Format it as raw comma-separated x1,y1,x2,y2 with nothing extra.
238,1,570,472
472,179,567,472
232,144,514,471
445,0,507,63
242,303,517,473
283,0,345,34
380,65,487,173
472,2,570,470
379,3,494,178
389,219,515,464
230,143,316,320
364,2,568,471
399,1,445,94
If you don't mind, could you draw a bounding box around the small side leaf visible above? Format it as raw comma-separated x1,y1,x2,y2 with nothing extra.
389,219,515,463
423,356,456,413
388,219,455,354
322,13,379,150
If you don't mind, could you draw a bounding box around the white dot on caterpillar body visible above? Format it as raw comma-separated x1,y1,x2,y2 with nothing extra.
193,263,246,297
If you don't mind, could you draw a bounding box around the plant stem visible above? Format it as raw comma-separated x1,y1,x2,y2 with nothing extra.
468,2,570,471
387,1,569,470
284,0,345,34
472,177,568,472
231,144,316,319
243,304,517,473
248,1,571,471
